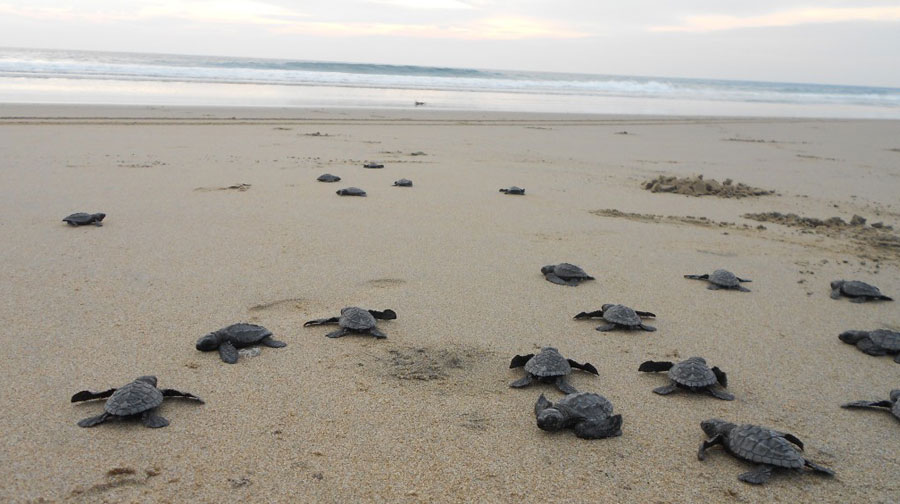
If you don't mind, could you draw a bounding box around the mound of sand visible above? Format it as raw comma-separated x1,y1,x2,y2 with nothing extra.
744,211,900,254
643,174,774,198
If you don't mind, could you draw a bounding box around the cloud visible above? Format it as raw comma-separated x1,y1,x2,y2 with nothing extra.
651,6,900,32
365,0,476,9
0,1,307,25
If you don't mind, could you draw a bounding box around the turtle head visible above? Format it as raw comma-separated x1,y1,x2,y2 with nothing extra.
838,330,866,344
700,418,734,437
830,280,844,290
196,332,222,351
601,303,614,311
135,376,158,387
92,213,106,222
890,390,900,402
536,408,565,432
540,265,555,275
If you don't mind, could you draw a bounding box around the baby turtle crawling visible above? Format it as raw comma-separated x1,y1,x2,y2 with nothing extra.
72,376,203,428
534,392,622,439
509,347,598,394
839,329,900,363
336,187,367,197
639,357,734,400
574,304,656,332
304,307,396,339
698,419,834,485
317,173,341,182
830,280,892,302
393,178,413,187
842,389,900,421
541,263,595,286
63,212,105,226
499,186,525,195
363,162,384,169
196,323,286,364
684,269,751,292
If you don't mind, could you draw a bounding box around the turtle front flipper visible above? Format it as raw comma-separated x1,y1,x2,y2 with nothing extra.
218,341,239,363
842,399,892,410
567,359,599,375
711,367,728,387
544,273,571,286
684,274,709,280
368,327,388,339
574,310,604,319
554,377,578,394
595,323,617,332
260,336,287,348
509,354,534,368
574,414,623,439
856,338,887,356
894,353,900,364
707,284,722,290
697,435,722,460
634,310,656,318
653,384,677,395
325,328,350,338
707,387,735,401
77,412,111,427
638,324,657,332
736,285,751,292
638,361,673,373
534,394,553,416
509,375,534,388
141,411,170,428
368,309,397,320
849,296,868,303
71,388,117,402
830,288,842,299
738,465,774,485
737,277,752,283
304,316,340,327
161,389,204,403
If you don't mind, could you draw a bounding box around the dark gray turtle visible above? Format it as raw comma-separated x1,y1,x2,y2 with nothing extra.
639,357,734,400
196,323,286,364
839,329,900,363
304,307,396,339
574,304,656,332
71,376,203,428
698,419,834,485
363,162,384,169
393,178,413,187
541,263,595,286
842,389,900,421
63,212,105,226
509,347,598,394
684,269,751,292
336,187,367,197
534,392,622,439
830,280,892,302
317,173,341,182
499,186,525,195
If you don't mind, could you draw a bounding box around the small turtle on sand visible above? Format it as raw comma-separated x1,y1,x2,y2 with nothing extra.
72,376,203,428
684,269,751,292
534,392,622,439
698,419,834,485
63,212,105,226
639,357,734,400
393,178,413,187
509,347,598,394
317,173,341,182
541,263,595,286
363,162,384,169
574,304,657,332
196,323,286,364
336,187,367,197
839,329,900,363
499,186,525,195
842,389,900,421
830,280,892,302
304,307,396,339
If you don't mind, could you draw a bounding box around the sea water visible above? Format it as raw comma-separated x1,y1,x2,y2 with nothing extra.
1,47,898,118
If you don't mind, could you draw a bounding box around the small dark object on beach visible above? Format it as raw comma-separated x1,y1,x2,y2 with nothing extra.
72,376,203,428
842,389,900,421
639,357,734,400
304,307,396,339
541,263,594,286
697,419,834,485
684,269,751,292
317,173,341,182
839,329,900,363
337,187,367,197
363,162,384,169
574,304,656,332
509,347,598,394
830,280,892,302
414,101,425,106
196,323,286,364
499,186,525,195
534,392,622,439
393,179,413,187
63,212,105,226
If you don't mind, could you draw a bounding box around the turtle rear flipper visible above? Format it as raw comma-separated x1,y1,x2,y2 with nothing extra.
736,285,751,292
707,387,735,401
141,411,169,428
554,377,577,394
638,361,673,373
567,359,599,375
849,296,868,303
218,341,239,364
638,324,657,332
738,465,774,485
325,328,350,338
842,399,892,409
161,389,204,403
544,273,572,286
260,336,287,348
804,460,834,477
707,284,722,290
509,354,534,368
71,388,117,402
573,414,622,439
653,384,677,395
77,413,111,427
304,317,339,327
368,327,388,339
509,375,533,388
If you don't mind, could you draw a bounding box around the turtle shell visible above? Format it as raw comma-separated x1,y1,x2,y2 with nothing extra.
337,187,366,196
63,212,93,224
869,330,900,351
603,304,641,326
669,357,718,388
340,307,376,331
840,281,883,297
317,173,340,182
554,263,591,279
105,378,163,416
554,392,614,418
524,347,572,377
726,424,805,469
708,269,741,288
220,323,273,345
393,179,412,187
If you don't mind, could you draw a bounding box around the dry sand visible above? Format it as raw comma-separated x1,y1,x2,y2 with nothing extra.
1,105,898,503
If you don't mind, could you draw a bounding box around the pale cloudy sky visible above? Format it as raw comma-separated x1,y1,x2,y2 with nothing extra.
1,0,899,86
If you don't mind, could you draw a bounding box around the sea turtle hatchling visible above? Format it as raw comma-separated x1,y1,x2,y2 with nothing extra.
304,307,396,339
317,173,341,182
638,357,734,400
534,392,622,439
541,263,595,286
684,269,751,292
336,187,367,197
842,389,900,421
363,162,384,169
574,304,657,332
63,212,105,226
393,178,413,187
499,186,525,195
830,280,892,302
71,376,203,428
697,419,834,485
839,329,900,363
509,347,598,394
196,323,286,364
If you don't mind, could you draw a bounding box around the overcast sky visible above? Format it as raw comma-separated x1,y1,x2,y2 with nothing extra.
1,1,899,87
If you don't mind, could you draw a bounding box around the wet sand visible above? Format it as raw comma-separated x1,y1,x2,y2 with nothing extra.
1,105,898,503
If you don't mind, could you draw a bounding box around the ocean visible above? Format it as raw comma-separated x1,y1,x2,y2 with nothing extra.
1,47,899,118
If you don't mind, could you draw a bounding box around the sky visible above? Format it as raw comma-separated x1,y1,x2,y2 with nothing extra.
1,1,899,87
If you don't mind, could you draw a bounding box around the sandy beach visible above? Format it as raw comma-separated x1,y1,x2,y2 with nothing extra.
1,104,898,503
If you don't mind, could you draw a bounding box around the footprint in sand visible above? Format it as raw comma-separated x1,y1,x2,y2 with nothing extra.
248,298,312,312
366,278,406,288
